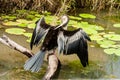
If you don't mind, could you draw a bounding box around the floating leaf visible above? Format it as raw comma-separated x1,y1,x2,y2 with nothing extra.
45,16,57,24
113,23,120,28
104,48,115,55
35,14,42,18
16,19,32,24
69,16,82,20
18,23,28,27
43,11,51,15
111,45,120,48
23,33,32,38
79,13,96,19
90,34,103,41
16,10,27,14
97,39,116,45
27,23,36,29
90,45,95,47
26,14,35,20
32,18,40,22
89,25,104,30
29,10,38,15
1,15,16,20
68,20,78,26
26,38,31,43
100,44,114,48
83,28,98,35
2,21,20,26
108,32,115,34
98,32,106,35
97,39,116,48
5,28,25,35
104,48,120,56
114,48,120,56
103,33,120,41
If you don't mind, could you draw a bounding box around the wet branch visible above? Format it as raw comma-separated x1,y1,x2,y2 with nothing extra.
0,35,33,58
0,35,61,80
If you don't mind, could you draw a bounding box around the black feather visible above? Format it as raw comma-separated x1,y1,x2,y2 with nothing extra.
30,17,50,49
57,28,90,67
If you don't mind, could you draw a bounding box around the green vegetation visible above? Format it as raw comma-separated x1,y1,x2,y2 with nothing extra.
79,13,96,19
113,23,120,28
0,10,120,56
0,0,120,79
5,28,25,35
0,0,120,14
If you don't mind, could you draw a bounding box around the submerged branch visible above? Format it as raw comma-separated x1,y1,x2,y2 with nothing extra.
0,35,61,80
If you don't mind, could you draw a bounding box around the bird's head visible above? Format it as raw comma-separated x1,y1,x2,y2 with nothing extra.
55,15,69,30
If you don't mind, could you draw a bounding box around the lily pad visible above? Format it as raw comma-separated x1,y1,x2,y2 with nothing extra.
26,38,31,43
16,19,32,24
111,45,120,48
103,33,120,41
29,11,38,15
79,13,96,19
83,28,98,35
32,18,40,22
26,14,35,20
2,21,20,26
23,33,32,38
45,16,57,24
68,20,78,26
18,23,28,27
100,44,115,48
1,15,16,20
35,14,42,18
104,48,120,56
69,16,82,20
97,39,116,48
5,28,25,35
90,34,103,41
43,11,51,15
16,10,27,14
97,39,116,45
104,48,115,55
27,23,36,29
90,25,104,30
113,23,120,28
114,48,120,56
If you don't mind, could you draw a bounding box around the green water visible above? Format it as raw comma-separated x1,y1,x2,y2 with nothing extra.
0,10,120,79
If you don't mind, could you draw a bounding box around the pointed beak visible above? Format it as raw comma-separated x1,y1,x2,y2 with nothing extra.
54,25,61,30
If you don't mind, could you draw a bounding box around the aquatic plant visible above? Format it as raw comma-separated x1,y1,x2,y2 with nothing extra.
27,23,36,29
2,21,20,26
5,28,25,35
113,23,120,28
103,33,120,41
79,13,96,19
2,11,120,57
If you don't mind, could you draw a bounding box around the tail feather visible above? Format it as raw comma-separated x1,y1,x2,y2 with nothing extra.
24,51,46,72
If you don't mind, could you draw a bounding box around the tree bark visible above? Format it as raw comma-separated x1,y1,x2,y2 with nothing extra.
0,35,61,80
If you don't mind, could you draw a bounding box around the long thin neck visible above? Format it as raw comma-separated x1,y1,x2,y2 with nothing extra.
55,15,69,30
60,17,69,28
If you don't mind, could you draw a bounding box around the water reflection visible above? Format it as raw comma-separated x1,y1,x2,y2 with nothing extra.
105,54,120,78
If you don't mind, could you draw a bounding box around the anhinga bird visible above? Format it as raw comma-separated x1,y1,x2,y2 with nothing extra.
24,15,91,72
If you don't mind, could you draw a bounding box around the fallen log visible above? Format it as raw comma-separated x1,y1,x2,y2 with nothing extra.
0,35,33,58
0,35,61,80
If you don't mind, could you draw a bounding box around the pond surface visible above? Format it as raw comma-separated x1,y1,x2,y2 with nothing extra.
0,10,120,79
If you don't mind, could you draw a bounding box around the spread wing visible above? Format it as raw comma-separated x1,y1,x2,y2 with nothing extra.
57,28,91,67
30,17,50,49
